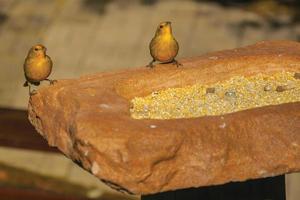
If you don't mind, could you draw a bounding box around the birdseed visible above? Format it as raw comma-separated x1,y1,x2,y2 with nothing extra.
130,72,300,119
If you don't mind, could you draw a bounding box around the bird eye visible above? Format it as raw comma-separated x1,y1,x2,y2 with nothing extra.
159,25,163,28
34,48,39,51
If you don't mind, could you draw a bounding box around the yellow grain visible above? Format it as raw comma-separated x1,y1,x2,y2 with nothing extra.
130,72,300,119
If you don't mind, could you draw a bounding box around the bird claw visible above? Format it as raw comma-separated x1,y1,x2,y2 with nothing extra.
172,60,182,67
146,60,155,68
23,81,28,87
46,79,57,85
29,90,37,96
49,79,57,85
146,64,154,68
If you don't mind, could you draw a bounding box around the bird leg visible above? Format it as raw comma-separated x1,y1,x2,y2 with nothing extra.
172,59,182,67
28,84,37,96
146,59,155,68
45,79,57,85
24,81,37,95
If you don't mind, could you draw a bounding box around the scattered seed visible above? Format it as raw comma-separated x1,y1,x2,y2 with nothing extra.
219,122,226,129
150,125,157,128
99,103,110,109
91,162,100,175
209,56,218,60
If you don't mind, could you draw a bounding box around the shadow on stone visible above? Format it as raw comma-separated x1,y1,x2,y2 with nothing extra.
83,0,112,15
140,0,158,6
142,176,285,200
193,0,252,7
0,12,8,26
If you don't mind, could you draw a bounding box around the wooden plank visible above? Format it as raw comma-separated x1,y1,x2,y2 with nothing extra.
0,108,58,152
0,187,89,200
0,162,91,199
142,175,286,200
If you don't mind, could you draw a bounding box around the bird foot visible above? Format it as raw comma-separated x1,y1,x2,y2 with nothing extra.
172,60,182,67
146,64,154,68
50,79,57,85
146,60,155,68
29,89,37,96
46,79,57,85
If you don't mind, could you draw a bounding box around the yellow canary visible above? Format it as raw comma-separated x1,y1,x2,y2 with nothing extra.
23,44,56,95
148,21,181,68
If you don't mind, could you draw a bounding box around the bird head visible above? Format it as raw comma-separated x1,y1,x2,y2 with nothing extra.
155,21,172,36
28,44,47,58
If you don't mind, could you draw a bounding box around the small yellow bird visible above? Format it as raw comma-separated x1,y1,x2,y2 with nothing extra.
147,21,181,68
23,44,56,95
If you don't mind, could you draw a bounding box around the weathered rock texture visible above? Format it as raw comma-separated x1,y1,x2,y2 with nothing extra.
28,41,300,195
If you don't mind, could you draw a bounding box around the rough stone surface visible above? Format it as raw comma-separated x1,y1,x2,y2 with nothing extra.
28,41,300,195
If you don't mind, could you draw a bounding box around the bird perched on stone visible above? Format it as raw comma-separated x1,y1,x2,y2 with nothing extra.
23,44,56,95
147,21,181,68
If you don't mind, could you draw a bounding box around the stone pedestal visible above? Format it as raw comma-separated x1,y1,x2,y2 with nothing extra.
28,41,300,195
142,176,285,200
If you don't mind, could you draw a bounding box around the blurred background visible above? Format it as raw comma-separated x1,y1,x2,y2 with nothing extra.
0,0,300,199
